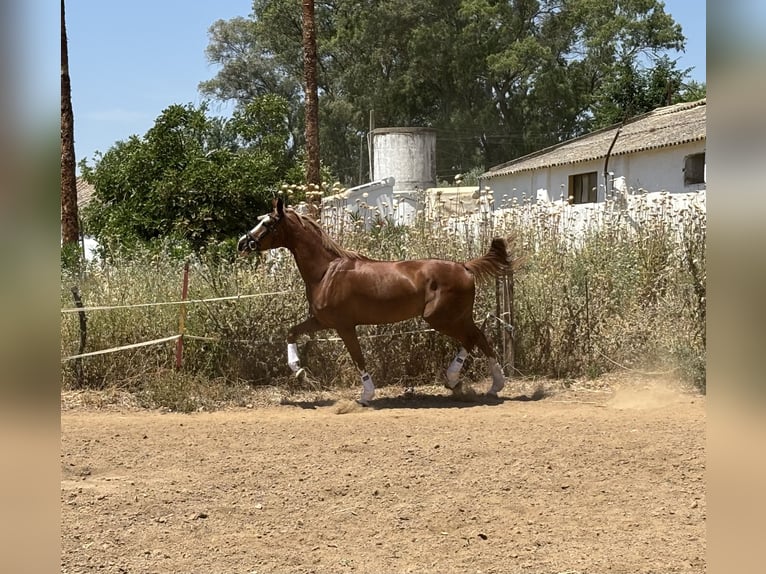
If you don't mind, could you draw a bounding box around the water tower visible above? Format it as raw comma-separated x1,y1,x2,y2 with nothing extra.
371,127,436,193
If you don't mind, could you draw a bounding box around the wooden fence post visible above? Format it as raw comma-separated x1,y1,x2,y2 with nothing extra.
495,271,515,376
504,267,515,376
495,275,502,356
70,285,87,387
174,261,190,370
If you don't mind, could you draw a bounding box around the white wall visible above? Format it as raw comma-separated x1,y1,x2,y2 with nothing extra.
622,144,706,193
446,189,706,247
321,177,418,229
481,141,706,205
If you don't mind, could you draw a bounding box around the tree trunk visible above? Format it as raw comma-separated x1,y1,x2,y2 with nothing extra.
301,0,321,217
61,0,80,245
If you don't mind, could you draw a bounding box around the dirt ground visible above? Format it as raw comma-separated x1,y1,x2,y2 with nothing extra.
61,376,706,574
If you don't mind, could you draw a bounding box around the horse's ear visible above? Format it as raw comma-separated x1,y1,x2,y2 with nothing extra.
276,196,285,216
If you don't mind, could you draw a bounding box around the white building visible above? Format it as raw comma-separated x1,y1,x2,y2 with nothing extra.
480,99,706,205
320,177,405,230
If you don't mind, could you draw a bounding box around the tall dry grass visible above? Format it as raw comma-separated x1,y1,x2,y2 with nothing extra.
489,190,706,389
61,187,705,409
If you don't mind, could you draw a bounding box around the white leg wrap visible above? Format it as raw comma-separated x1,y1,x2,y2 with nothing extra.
488,359,505,395
446,348,468,388
359,371,375,404
287,343,301,373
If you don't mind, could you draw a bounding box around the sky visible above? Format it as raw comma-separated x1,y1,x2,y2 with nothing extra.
60,0,706,173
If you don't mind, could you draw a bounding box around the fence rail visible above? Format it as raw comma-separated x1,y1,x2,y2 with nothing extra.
60,285,454,364
63,335,181,362
60,263,514,378
60,290,297,314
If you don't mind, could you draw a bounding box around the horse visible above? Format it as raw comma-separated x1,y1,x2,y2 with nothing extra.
237,197,519,405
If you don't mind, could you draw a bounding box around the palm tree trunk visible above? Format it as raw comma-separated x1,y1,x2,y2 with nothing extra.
61,0,80,245
301,0,321,214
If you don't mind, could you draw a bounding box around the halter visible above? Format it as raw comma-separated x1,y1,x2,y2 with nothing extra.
244,213,280,250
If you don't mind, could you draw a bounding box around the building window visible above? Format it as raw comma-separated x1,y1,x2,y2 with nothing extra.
568,171,598,204
684,152,706,185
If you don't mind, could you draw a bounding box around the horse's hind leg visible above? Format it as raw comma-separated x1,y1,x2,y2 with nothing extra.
428,317,505,396
335,326,375,406
472,327,505,396
286,316,323,378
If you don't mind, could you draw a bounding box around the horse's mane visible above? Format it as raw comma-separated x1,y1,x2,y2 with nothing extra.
289,209,370,260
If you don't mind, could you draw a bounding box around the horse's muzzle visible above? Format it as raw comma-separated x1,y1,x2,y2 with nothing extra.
237,235,257,254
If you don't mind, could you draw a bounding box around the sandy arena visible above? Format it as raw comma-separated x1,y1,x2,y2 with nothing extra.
61,377,705,573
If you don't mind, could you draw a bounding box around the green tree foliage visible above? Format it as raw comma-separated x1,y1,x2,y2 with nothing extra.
590,55,705,128
80,97,298,254
200,0,701,184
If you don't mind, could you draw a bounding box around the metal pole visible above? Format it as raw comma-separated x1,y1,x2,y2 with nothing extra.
359,133,364,185
368,110,375,181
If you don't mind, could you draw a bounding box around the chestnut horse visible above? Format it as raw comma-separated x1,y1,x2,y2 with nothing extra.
238,198,517,405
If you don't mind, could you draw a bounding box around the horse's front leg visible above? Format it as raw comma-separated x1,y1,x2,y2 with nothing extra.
335,326,375,406
286,316,323,378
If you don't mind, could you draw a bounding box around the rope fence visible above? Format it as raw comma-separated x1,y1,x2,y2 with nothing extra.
184,327,439,346
60,261,306,369
60,290,297,314
61,326,440,363
63,335,181,362
61,263,516,387
60,269,442,365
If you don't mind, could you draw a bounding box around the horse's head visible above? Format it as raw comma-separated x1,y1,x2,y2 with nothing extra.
237,197,288,255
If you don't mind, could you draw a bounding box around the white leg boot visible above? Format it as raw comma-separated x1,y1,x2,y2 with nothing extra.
445,348,468,389
358,371,375,405
287,343,305,378
487,358,505,396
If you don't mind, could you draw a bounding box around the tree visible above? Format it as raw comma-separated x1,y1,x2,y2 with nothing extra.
590,55,706,128
200,1,372,185
80,98,299,254
200,0,690,181
61,0,79,246
200,11,305,163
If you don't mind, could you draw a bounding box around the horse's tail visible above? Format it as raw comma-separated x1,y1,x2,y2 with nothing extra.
464,235,521,283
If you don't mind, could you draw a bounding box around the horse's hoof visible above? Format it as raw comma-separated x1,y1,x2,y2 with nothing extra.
294,368,307,381
356,399,370,407
444,374,460,390
448,382,464,395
